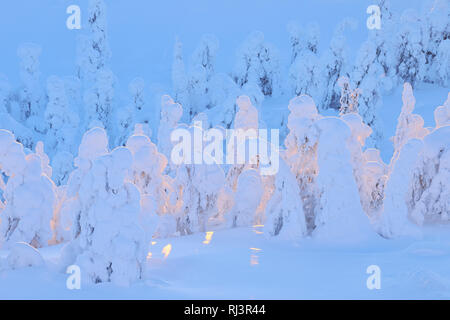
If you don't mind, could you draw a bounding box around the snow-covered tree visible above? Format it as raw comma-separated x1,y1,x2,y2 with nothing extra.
391,83,428,163
434,93,450,128
84,68,115,133
264,158,307,239
421,0,450,85
283,95,320,232
172,37,189,108
338,76,360,115
228,168,263,228
76,0,111,82
313,117,375,242
157,95,183,171
129,78,151,135
16,43,46,137
56,127,110,242
233,32,281,97
320,19,354,110
288,22,321,100
379,139,423,238
407,125,450,224
45,76,80,156
0,130,55,249
126,129,179,238
394,9,426,86
72,146,146,285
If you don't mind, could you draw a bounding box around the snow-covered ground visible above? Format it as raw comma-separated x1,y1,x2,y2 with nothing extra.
1,225,450,299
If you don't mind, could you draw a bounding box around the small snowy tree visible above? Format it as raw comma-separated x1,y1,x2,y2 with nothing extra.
320,19,354,110
72,147,146,285
407,126,450,224
45,76,80,156
228,168,263,228
434,93,450,128
0,130,55,248
421,0,450,85
288,22,321,100
264,158,307,239
394,9,426,86
391,83,428,163
16,43,46,137
338,76,360,115
157,95,183,172
84,68,115,133
379,139,423,238
126,129,178,238
313,117,375,242
172,37,189,108
233,32,281,97
56,127,110,242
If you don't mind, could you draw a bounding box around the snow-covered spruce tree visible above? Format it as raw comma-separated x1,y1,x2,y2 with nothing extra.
76,0,111,82
313,117,375,242
283,95,320,232
172,37,189,109
129,78,151,135
182,34,219,123
228,168,263,228
378,138,423,238
391,83,428,163
264,157,307,239
157,95,183,173
233,31,281,97
72,146,146,285
77,0,115,136
225,95,260,192
434,93,450,128
434,39,450,87
172,118,229,235
394,9,426,86
340,112,387,221
0,130,55,249
116,78,147,147
351,39,386,148
126,128,179,238
55,127,110,242
288,22,321,101
16,43,46,138
83,68,115,134
421,0,450,85
0,75,34,149
45,76,80,156
338,76,360,115
353,0,397,113
407,126,450,224
320,19,354,111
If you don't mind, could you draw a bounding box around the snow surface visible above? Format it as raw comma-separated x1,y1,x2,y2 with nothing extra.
1,225,450,299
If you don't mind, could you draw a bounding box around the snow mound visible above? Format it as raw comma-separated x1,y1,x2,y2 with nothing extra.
6,242,44,269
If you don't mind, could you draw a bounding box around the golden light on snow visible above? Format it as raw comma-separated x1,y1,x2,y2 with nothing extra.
162,244,172,259
203,231,214,244
151,241,157,245
253,224,264,234
250,247,262,266
146,252,152,260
